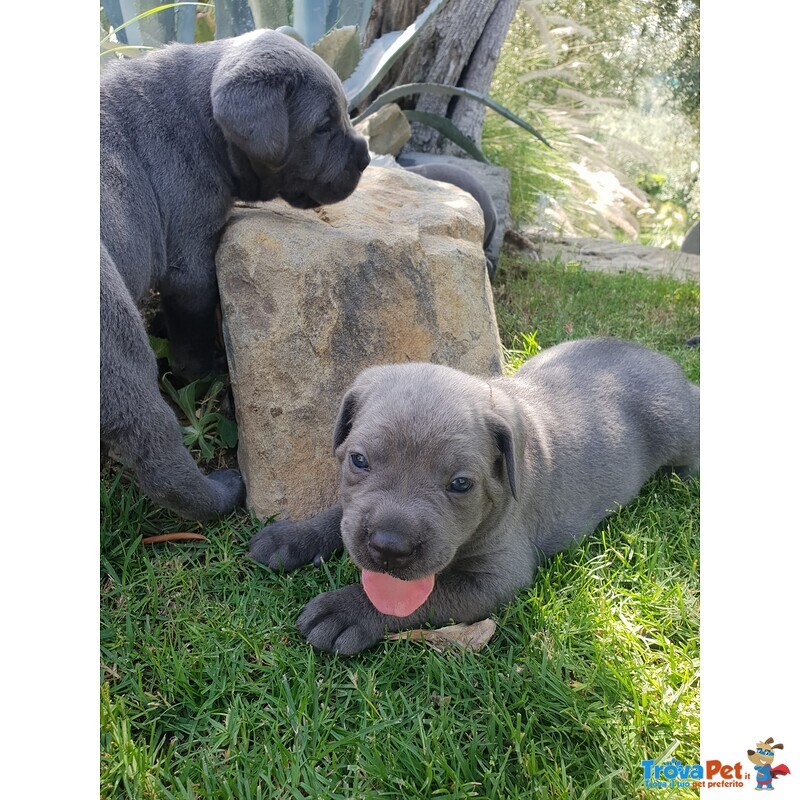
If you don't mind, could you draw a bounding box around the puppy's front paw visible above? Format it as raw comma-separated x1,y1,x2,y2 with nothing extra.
207,469,246,512
249,518,340,571
297,584,386,655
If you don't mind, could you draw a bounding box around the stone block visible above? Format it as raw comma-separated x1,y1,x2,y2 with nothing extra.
217,165,504,520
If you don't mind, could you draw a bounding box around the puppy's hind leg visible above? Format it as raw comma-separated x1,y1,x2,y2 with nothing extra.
669,383,700,481
101,249,245,519
670,463,699,481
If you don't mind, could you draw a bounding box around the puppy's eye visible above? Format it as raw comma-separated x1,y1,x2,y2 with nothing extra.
315,118,333,134
447,477,473,493
350,452,369,470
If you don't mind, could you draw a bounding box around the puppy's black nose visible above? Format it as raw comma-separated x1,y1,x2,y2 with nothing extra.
354,137,370,172
368,530,414,570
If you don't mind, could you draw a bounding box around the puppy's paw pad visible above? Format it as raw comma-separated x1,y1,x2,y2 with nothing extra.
249,521,315,571
297,587,383,655
249,517,342,571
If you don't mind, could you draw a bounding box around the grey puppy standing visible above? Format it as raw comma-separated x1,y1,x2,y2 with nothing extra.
101,30,370,519
250,338,699,654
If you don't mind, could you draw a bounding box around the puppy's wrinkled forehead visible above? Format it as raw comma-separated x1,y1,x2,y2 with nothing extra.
351,364,493,451
231,30,347,125
277,36,349,127
293,80,347,134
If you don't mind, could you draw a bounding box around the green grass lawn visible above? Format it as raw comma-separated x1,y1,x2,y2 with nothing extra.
100,254,700,799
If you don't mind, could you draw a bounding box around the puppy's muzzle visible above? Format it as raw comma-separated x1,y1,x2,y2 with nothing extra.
368,529,415,572
295,133,369,207
353,135,370,173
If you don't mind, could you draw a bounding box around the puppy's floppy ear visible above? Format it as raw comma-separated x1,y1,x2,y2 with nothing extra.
211,70,292,167
487,406,525,502
333,388,360,454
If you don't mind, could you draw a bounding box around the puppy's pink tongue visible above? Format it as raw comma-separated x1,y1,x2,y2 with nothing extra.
361,570,435,617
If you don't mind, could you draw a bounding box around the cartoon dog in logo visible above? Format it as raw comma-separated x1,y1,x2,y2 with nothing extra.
747,738,791,790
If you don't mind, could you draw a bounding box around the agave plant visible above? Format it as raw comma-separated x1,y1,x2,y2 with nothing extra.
100,0,292,57
311,0,550,159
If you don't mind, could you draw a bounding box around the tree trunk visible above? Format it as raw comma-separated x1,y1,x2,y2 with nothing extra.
438,0,520,154
362,0,429,44
362,0,521,155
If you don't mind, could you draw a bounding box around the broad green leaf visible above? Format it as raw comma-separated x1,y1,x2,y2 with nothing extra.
148,335,172,364
205,379,226,403
353,82,552,149
180,381,198,416
343,0,450,111
160,374,181,405
198,435,214,461
247,0,289,29
216,416,239,449
293,0,330,48
161,374,199,421
402,111,489,163
312,25,362,82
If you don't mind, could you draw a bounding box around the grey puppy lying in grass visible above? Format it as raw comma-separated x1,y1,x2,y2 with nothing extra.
100,30,369,519
250,338,699,654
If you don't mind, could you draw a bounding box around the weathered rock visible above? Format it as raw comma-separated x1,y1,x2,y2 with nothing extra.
538,236,700,281
397,151,511,271
217,165,504,521
353,103,411,156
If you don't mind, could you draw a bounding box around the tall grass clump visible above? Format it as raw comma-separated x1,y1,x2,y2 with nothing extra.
483,4,699,247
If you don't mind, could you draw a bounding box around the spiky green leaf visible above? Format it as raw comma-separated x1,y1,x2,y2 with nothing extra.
342,0,450,111
402,111,489,163
312,25,362,82
216,416,239,449
354,82,552,149
247,0,289,29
